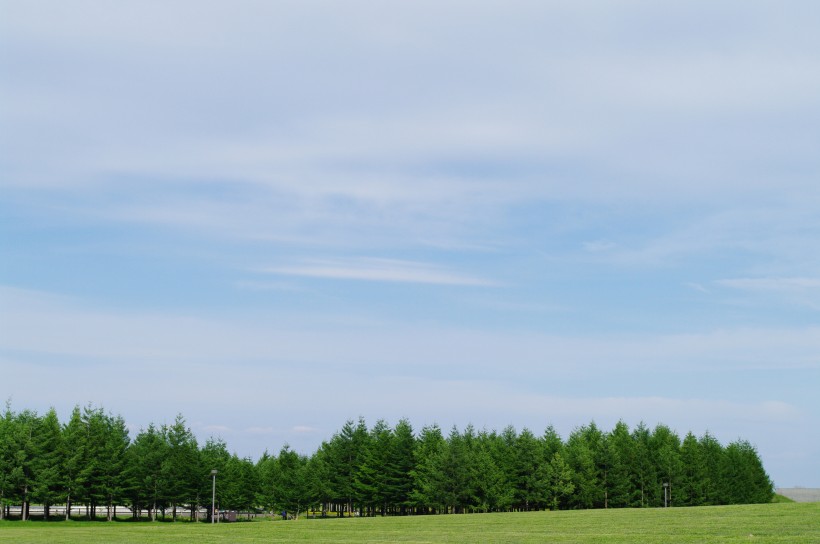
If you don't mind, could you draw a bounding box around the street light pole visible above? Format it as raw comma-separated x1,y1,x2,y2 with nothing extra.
663,482,669,508
211,469,218,524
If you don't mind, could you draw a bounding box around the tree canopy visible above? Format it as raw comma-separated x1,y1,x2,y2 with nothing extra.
0,403,774,520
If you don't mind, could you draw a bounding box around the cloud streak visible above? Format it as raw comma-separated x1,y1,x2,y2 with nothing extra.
260,258,497,286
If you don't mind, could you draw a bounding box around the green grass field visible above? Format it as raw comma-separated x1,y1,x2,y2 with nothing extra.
1,503,818,543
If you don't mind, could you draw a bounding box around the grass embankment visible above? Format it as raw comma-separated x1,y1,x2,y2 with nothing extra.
1,503,818,543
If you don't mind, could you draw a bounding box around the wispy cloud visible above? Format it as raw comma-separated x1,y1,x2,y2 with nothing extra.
685,282,710,294
259,258,497,286
292,426,319,434
718,277,820,291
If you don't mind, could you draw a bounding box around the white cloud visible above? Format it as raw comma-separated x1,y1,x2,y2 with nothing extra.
260,258,497,286
4,285,820,379
292,426,319,434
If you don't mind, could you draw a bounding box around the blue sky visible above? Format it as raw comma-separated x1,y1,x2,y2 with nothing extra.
2,1,819,487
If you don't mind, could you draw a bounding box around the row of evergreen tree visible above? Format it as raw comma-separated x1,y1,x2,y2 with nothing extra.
0,404,774,521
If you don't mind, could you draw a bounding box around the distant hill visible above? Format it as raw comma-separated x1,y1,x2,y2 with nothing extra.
776,488,820,503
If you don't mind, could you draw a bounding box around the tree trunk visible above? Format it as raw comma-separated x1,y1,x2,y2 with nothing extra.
65,494,71,521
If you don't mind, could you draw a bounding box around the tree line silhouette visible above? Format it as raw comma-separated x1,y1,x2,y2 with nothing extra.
0,404,774,521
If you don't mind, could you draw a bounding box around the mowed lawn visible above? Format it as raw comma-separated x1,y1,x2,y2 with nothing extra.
1,503,818,543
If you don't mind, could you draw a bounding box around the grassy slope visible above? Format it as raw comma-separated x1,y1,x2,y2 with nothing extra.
1,503,818,543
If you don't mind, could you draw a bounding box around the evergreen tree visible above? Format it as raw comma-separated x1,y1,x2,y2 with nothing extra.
305,445,334,516
650,424,682,507
78,406,112,518
199,437,231,521
565,425,602,509
61,406,87,520
324,418,368,516
698,431,724,505
604,421,634,508
542,426,574,511
386,418,416,514
161,415,201,520
542,426,563,460
438,425,479,513
98,414,129,521
630,422,656,507
474,430,512,512
31,408,64,519
0,405,12,520
720,440,774,504
272,445,308,517
222,454,259,515
8,409,39,520
512,428,548,511
677,431,706,506
410,424,447,513
354,419,392,515
256,450,276,516
545,451,575,511
128,424,167,520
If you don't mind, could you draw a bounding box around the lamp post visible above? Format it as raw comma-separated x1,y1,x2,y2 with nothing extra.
211,469,218,524
663,482,669,508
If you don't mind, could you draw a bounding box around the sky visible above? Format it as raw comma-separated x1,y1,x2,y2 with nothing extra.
1,1,819,488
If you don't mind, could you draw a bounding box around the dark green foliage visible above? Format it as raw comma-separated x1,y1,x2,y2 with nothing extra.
512,428,548,511
387,419,416,513
199,437,230,520
719,440,774,504
267,445,308,516
0,404,776,520
677,432,707,506
30,408,64,519
604,421,634,508
410,424,447,513
161,415,202,520
126,424,167,519
565,424,603,509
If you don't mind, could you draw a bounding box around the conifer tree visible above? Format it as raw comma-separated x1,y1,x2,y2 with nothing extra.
410,424,446,513
0,404,18,520
31,408,64,519
677,431,706,506
565,424,602,509
128,424,167,520
512,428,548,511
604,421,634,508
161,415,201,520
199,437,230,521
387,418,416,514
61,406,87,520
